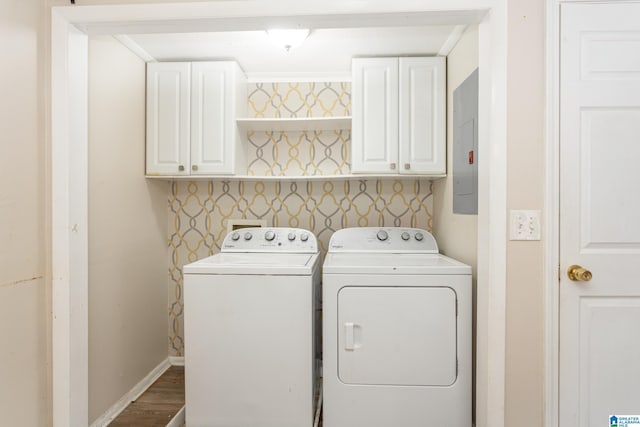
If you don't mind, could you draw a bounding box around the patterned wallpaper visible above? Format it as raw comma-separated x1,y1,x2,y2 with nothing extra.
247,82,350,176
167,82,435,356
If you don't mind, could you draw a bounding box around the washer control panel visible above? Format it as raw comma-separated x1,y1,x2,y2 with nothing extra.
328,227,438,253
222,227,318,253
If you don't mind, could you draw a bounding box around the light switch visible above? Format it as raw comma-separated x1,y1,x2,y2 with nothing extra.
510,210,541,241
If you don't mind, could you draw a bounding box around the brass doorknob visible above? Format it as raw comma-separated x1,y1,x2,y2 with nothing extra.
567,265,592,282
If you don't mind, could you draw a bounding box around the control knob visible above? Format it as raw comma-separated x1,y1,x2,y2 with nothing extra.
414,232,424,241
231,232,240,241
401,232,410,241
265,230,276,241
300,233,309,242
288,232,296,241
244,232,253,241
376,230,389,241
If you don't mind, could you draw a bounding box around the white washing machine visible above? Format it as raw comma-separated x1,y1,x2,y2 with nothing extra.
322,227,472,427
183,227,321,427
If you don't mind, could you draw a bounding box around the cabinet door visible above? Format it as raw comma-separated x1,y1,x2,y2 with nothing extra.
146,62,190,175
351,58,399,174
399,57,446,174
191,62,243,175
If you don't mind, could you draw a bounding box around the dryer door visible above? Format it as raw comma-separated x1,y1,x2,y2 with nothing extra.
337,286,457,386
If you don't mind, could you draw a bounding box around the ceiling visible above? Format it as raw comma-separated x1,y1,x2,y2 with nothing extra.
120,24,468,79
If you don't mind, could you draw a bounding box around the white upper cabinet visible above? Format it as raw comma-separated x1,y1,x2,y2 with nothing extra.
146,62,191,176
351,57,445,175
191,62,247,175
351,58,399,174
399,57,445,174
146,61,246,176
146,58,443,179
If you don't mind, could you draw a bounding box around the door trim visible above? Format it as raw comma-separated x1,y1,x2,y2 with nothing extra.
544,1,561,426
51,11,89,426
50,2,508,426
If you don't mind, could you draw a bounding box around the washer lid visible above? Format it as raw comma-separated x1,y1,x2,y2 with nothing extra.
184,252,319,275
323,253,471,275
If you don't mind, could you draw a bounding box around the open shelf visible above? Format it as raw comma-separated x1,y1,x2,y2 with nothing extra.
236,116,352,132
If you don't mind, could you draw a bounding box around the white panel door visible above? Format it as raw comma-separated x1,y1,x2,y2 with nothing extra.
337,286,457,386
351,58,399,174
399,57,446,174
560,3,640,426
146,62,190,175
191,62,235,175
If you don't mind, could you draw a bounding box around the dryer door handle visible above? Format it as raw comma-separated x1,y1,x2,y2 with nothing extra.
344,322,362,351
345,322,355,350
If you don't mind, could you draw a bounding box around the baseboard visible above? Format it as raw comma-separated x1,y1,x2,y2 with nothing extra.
89,358,172,427
169,356,185,366
167,405,186,427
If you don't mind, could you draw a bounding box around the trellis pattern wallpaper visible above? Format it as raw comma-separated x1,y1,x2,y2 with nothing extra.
246,82,351,176
167,82,435,356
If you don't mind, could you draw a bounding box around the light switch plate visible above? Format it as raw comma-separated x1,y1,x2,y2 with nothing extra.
510,210,541,241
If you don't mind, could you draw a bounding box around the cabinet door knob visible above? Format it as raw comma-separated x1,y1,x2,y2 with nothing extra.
178,165,185,172
192,165,198,171
404,163,411,170
390,163,396,170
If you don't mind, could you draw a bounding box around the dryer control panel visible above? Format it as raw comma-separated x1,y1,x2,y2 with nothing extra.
328,227,438,253
221,227,318,253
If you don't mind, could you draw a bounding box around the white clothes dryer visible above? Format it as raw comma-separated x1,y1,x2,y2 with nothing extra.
322,227,472,427
183,227,321,427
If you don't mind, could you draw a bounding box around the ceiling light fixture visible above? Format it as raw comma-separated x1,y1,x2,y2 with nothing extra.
266,29,310,52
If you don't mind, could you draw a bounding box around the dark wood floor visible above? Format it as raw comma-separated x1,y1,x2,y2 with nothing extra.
109,365,185,426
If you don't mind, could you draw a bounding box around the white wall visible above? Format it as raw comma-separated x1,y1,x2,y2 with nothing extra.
0,0,49,425
88,35,169,422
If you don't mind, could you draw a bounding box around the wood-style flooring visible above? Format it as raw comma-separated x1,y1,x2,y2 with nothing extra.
109,365,184,426
107,365,322,426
